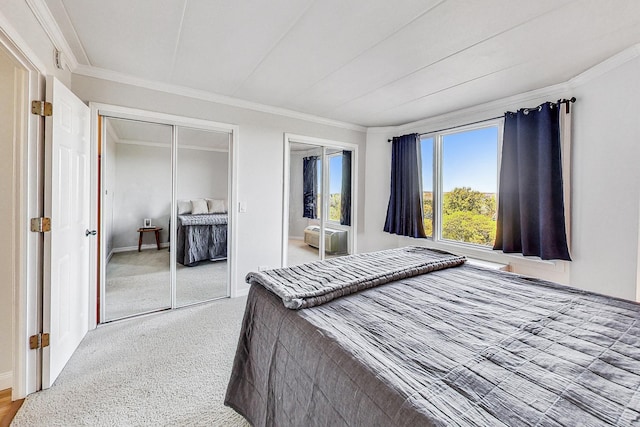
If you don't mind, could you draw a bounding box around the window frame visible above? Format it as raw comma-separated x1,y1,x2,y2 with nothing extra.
422,119,503,251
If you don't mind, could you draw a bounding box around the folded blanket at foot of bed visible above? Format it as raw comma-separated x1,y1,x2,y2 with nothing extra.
245,246,466,309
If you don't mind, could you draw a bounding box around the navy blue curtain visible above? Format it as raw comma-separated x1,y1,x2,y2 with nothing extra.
303,156,318,219
340,150,352,226
494,103,571,260
384,134,426,238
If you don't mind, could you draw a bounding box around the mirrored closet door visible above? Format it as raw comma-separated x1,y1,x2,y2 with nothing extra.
287,142,323,265
102,118,172,321
284,136,357,267
100,115,233,322
175,127,230,307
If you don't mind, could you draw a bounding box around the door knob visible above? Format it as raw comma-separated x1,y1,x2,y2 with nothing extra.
85,229,97,236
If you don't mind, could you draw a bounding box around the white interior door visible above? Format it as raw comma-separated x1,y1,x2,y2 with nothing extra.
42,77,91,388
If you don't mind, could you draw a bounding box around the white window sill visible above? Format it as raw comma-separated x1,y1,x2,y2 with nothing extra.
398,236,568,273
466,258,509,271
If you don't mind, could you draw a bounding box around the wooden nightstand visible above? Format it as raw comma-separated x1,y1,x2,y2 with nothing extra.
137,227,163,252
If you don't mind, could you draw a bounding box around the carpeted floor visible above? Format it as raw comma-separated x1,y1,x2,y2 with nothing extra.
287,239,321,266
12,297,249,426
105,250,228,321
287,239,345,266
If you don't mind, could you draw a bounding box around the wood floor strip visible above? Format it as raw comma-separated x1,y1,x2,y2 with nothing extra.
0,389,24,427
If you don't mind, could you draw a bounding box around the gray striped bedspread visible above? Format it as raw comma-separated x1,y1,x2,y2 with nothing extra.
245,246,466,309
226,248,640,426
177,213,227,226
176,214,227,266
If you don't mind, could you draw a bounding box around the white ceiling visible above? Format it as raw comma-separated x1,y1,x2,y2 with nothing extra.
45,0,640,127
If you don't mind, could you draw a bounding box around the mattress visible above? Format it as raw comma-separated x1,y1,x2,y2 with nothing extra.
225,248,640,426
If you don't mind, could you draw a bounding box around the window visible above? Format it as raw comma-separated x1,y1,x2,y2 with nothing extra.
420,124,500,248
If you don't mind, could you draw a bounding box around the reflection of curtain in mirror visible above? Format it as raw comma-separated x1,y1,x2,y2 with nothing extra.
303,156,318,219
340,151,352,226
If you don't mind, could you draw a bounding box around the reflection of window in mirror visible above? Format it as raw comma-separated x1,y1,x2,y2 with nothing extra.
328,153,342,223
327,150,351,226
286,139,355,267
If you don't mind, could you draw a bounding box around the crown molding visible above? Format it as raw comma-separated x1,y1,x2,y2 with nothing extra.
26,0,79,70
74,64,367,132
396,82,571,134
569,43,640,88
105,119,119,143
366,126,400,135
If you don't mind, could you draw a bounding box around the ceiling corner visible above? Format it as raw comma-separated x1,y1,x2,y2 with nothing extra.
569,43,640,89
25,0,79,71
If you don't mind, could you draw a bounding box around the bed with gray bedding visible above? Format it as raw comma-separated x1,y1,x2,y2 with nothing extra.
176,213,227,266
225,247,640,426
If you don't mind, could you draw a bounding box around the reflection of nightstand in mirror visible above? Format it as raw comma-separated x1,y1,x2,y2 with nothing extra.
137,227,163,252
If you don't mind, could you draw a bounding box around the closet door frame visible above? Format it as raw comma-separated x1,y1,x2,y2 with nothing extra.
90,103,239,328
282,133,358,267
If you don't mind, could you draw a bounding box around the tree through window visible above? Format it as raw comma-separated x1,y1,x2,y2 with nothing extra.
420,124,499,247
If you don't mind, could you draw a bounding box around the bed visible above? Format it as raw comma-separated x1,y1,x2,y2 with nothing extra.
176,198,228,266
225,247,640,426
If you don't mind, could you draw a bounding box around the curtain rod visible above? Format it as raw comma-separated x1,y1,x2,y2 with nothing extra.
387,116,502,142
387,97,576,142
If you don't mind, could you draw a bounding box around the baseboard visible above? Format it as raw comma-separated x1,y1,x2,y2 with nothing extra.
112,243,170,253
0,371,11,390
232,287,250,298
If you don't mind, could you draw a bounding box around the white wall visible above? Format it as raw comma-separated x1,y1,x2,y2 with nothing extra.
111,143,172,249
288,150,306,239
104,124,117,257
570,56,640,300
0,47,16,388
177,147,228,202
363,51,640,301
71,74,367,295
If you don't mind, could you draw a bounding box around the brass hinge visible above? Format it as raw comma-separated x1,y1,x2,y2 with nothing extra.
30,217,51,232
29,333,50,350
42,333,50,348
31,100,52,117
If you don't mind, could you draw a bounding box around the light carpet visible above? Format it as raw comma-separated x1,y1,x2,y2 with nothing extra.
12,297,249,426
287,239,344,266
106,250,227,321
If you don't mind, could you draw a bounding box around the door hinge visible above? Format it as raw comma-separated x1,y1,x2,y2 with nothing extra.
31,100,52,117
29,333,50,350
30,217,51,232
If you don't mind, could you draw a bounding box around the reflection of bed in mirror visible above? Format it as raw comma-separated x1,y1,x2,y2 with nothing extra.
176,198,228,266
